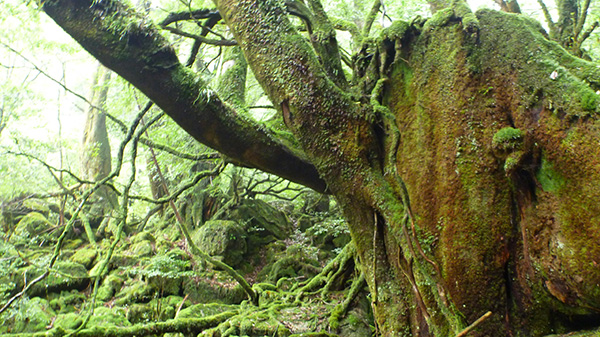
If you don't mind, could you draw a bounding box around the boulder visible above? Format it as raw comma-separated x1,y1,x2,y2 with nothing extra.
193,220,246,268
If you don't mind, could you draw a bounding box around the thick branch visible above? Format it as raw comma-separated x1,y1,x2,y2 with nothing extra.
159,8,221,27
494,0,521,13
41,0,326,193
537,0,557,37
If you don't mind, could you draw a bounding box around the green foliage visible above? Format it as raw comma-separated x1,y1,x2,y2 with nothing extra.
492,127,524,151
134,251,194,280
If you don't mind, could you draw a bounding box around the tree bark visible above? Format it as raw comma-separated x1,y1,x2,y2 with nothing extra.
41,1,600,335
81,64,112,182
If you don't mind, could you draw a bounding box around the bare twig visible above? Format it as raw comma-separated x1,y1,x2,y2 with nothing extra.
162,26,237,46
455,311,493,337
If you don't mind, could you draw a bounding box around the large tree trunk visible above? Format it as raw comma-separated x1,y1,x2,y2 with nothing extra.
41,1,600,335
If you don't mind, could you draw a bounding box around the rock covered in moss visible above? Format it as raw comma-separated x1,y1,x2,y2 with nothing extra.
184,271,246,304
48,290,87,314
1,297,55,333
114,279,153,306
53,312,83,330
193,220,247,267
13,212,54,238
96,273,124,302
14,261,89,297
69,247,98,269
258,243,321,283
177,302,237,319
88,306,131,327
229,199,291,240
129,239,154,257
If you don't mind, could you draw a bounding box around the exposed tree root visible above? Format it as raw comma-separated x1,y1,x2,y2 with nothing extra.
294,243,356,302
3,311,237,337
328,272,366,329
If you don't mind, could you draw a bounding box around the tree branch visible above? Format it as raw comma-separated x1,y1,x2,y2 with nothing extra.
162,26,237,46
159,8,221,27
363,0,381,38
574,0,591,39
41,0,327,193
537,0,557,37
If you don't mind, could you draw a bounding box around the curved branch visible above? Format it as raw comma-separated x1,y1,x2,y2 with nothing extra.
159,8,221,27
162,26,237,46
42,0,327,193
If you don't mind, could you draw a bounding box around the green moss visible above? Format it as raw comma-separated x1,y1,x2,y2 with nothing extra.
492,127,523,152
114,279,153,306
580,90,598,112
70,247,98,269
380,20,410,41
423,8,454,31
7,297,55,333
193,220,247,268
130,240,154,257
13,212,53,237
96,273,124,302
53,312,83,330
49,290,87,313
535,157,566,192
88,306,131,327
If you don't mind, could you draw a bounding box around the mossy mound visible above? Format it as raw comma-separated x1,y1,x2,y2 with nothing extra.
88,306,131,327
69,247,98,269
229,198,291,241
53,312,84,330
178,302,238,319
0,297,55,334
258,243,322,284
193,220,247,268
14,261,89,297
184,271,247,304
48,290,87,314
96,273,125,302
12,212,54,239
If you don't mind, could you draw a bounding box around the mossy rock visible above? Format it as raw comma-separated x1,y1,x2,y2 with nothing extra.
114,278,153,306
306,220,351,251
13,212,54,237
53,312,83,330
88,306,131,327
126,296,184,323
48,290,87,313
302,191,330,213
15,261,89,297
193,220,247,267
96,273,125,302
258,244,321,283
6,297,55,333
129,239,154,257
178,302,236,319
229,198,291,240
183,271,246,304
126,302,156,323
70,247,98,269
130,231,156,244
338,308,373,337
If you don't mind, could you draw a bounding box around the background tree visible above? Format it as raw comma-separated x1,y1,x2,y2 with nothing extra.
25,0,600,336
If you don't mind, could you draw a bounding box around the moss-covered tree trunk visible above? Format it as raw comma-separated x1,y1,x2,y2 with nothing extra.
41,0,600,335
81,64,112,183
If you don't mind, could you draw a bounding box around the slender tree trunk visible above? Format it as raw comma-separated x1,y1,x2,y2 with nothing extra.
81,64,117,237
81,64,112,182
